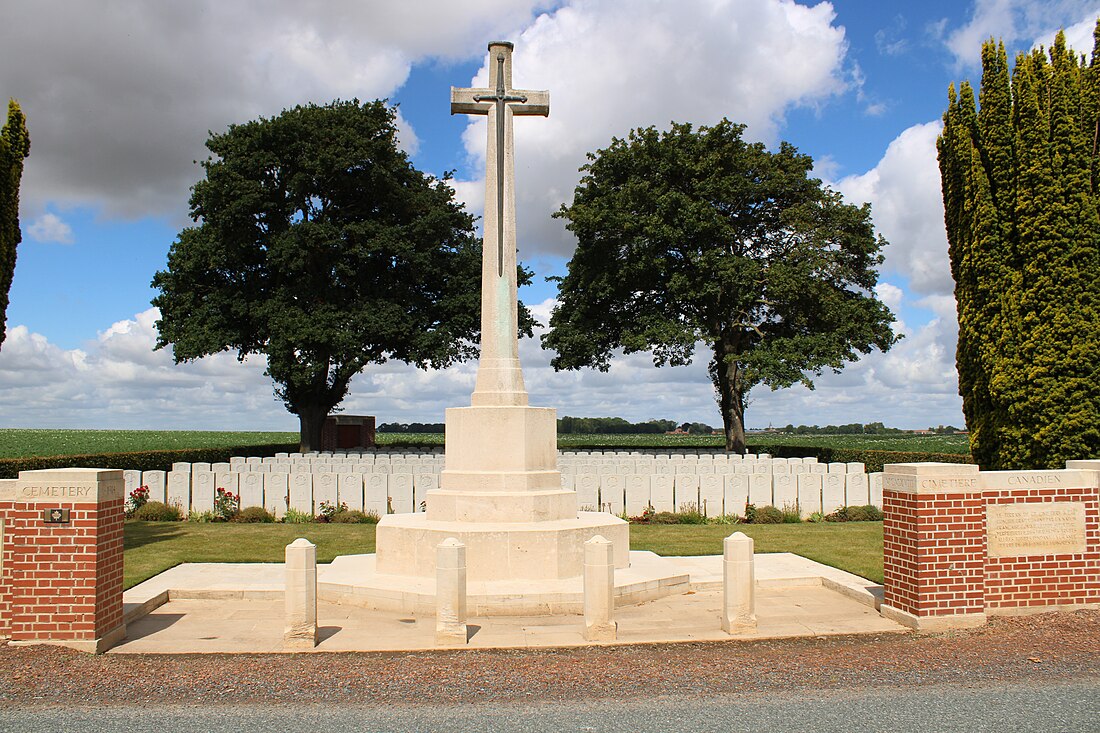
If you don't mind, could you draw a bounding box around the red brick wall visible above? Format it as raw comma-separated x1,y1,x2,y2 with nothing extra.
883,490,985,617
984,486,1100,610
0,497,124,641
884,466,1100,622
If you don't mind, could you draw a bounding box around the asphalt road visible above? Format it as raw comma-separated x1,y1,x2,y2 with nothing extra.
3,678,1097,733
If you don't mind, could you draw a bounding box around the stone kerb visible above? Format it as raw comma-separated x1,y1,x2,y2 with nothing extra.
0,469,127,653
881,461,1100,631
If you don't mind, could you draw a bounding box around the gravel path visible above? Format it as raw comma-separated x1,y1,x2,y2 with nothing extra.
1,610,1096,708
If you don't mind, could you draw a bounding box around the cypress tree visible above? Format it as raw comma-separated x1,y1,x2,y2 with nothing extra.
0,99,29,353
939,28,1100,468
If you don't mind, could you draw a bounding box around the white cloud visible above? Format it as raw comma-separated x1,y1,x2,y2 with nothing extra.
945,0,1099,66
26,213,74,244
1034,13,1100,54
0,1,554,221
834,121,952,297
456,0,852,257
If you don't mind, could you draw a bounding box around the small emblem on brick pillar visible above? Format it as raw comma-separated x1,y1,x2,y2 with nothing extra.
43,507,70,523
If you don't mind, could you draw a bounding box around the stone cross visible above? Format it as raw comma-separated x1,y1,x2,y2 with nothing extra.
451,41,549,407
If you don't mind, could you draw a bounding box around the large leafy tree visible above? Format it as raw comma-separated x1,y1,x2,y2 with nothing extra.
153,100,527,450
938,29,1100,469
545,120,899,453
0,100,30,352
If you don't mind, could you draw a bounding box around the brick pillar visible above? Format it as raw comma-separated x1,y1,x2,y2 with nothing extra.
881,462,987,631
0,469,126,653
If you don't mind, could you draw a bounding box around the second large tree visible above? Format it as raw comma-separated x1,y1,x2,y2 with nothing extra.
545,120,898,453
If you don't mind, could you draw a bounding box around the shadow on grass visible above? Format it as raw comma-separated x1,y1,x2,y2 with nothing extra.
124,521,187,550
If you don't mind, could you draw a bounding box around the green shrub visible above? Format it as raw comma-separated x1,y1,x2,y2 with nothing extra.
131,501,182,521
234,506,275,523
806,511,826,523
187,510,215,523
841,505,883,522
648,511,680,524
750,505,785,524
283,508,313,524
708,513,742,525
780,503,802,523
331,509,378,524
677,503,707,525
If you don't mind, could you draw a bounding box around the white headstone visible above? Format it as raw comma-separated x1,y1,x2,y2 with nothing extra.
239,472,264,509
389,473,414,513
724,474,749,517
748,473,772,507
166,470,190,511
191,471,215,514
675,474,700,512
575,474,599,511
288,473,313,515
364,473,388,516
797,474,823,518
142,470,167,504
845,473,870,506
822,474,845,514
624,474,651,516
650,475,675,512
699,474,724,517
600,474,625,515
314,473,339,512
772,474,797,512
264,472,289,518
339,473,364,512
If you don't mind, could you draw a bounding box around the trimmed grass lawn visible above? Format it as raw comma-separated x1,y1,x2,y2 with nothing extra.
630,523,884,584
124,521,883,590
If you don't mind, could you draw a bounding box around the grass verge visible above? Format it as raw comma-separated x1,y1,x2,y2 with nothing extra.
124,520,883,590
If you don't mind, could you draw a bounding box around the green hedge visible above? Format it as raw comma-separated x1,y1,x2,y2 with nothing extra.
0,443,300,479
746,445,975,472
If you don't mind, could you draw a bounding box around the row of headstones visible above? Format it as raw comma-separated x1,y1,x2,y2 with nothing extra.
124,467,881,519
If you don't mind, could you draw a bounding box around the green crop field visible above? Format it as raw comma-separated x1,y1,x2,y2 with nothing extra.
0,429,298,459
0,428,971,459
382,431,971,454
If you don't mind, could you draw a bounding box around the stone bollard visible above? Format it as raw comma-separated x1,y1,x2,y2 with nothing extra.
583,535,617,641
721,531,756,633
436,538,468,645
284,538,318,649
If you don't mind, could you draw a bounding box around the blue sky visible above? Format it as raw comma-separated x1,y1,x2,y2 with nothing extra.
1,0,1098,432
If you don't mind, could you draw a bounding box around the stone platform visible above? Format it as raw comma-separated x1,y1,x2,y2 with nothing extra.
322,550,688,615
114,553,898,653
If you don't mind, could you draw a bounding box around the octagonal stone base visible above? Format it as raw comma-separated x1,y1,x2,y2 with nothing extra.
375,511,629,582
320,550,691,616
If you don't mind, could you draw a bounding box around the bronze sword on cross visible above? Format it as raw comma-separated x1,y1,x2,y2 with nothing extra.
451,42,549,278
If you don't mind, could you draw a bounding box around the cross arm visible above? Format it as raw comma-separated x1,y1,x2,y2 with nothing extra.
451,87,491,115
450,87,550,116
508,89,549,116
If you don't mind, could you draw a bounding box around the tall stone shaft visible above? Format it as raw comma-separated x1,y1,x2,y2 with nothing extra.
450,41,549,407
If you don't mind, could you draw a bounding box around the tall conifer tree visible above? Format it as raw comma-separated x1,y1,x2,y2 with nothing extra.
0,100,30,353
939,29,1100,469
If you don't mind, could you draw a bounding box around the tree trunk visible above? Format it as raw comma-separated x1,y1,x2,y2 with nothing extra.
712,342,747,454
298,406,328,453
